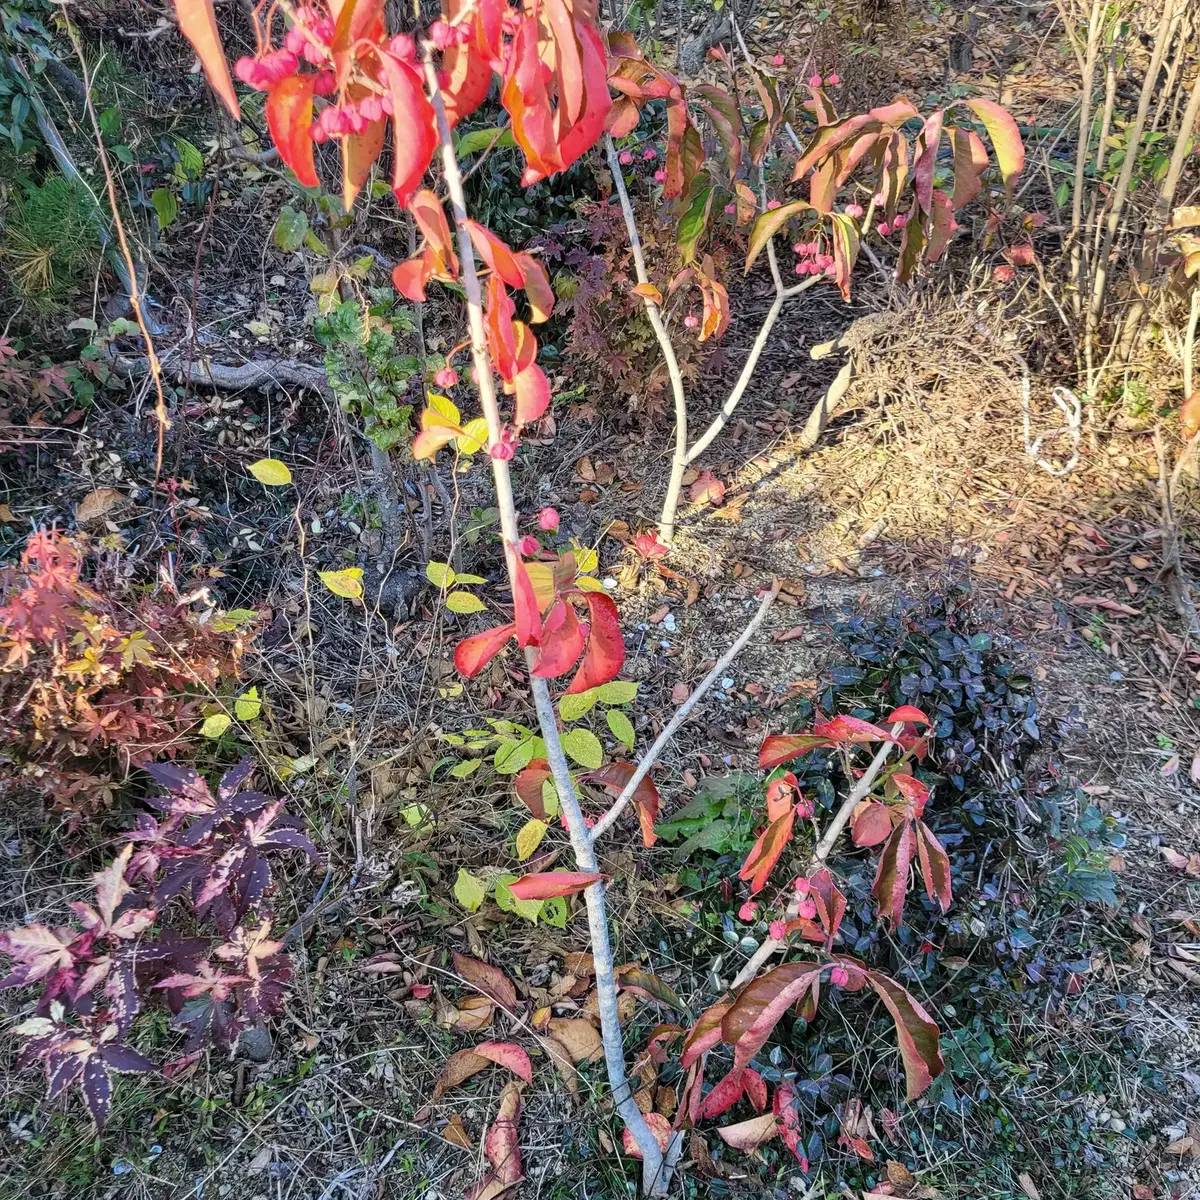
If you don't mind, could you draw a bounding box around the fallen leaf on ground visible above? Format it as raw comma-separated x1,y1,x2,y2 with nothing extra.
453,952,518,1009
1162,847,1200,876
622,1112,672,1158
1016,1173,1041,1200
716,1111,778,1151
443,1114,473,1149
545,1018,603,1062
688,470,726,505
671,682,691,705
76,487,126,525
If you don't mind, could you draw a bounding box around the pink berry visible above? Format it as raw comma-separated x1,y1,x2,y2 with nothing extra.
772,54,785,66
684,313,699,329
797,898,817,920
894,213,908,228
518,534,540,557
642,146,657,161
827,73,841,85
794,262,809,276
434,367,459,388
830,965,850,987
793,876,811,896
824,263,837,276
313,70,337,96
809,74,823,87
302,39,326,65
429,19,454,49
878,221,891,236
738,901,758,921
619,150,633,165
455,21,472,44
766,199,782,210
725,203,737,215
653,169,666,183
285,27,306,55
795,794,815,817
769,920,788,940
537,507,560,532
389,33,416,59
489,427,518,460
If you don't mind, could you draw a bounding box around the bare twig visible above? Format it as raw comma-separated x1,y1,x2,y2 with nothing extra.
590,581,782,842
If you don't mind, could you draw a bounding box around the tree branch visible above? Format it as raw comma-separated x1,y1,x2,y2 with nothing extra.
590,580,782,843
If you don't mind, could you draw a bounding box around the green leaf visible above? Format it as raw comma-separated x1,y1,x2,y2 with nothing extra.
449,758,482,778
494,738,538,775
677,185,713,264
151,187,178,230
515,818,548,861
558,688,600,722
110,143,134,165
174,136,204,179
495,875,544,922
606,708,635,749
426,561,455,588
596,680,639,705
563,728,603,769
273,205,310,252
402,803,431,828
540,894,567,928
200,713,231,738
454,867,486,912
303,229,328,256
211,607,259,632
541,778,560,818
454,125,517,156
234,687,262,721
445,590,486,614
745,199,813,274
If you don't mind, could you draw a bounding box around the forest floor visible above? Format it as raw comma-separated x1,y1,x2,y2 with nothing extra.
3,2,1200,1200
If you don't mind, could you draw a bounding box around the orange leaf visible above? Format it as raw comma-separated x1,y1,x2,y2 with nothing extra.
393,250,437,303
737,810,795,895
632,282,664,304
454,623,515,677
411,188,458,277
507,871,600,900
513,759,552,818
266,75,319,188
585,762,659,847
514,253,554,322
716,1111,779,1151
452,953,519,1010
342,113,385,210
513,363,550,425
174,0,240,119
466,221,526,288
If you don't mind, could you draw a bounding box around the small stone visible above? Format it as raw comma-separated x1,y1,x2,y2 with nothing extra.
1109,1118,1126,1133
237,1026,273,1063
721,676,734,689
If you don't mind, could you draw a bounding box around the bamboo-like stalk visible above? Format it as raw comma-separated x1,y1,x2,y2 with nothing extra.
1069,0,1104,300
421,52,669,1192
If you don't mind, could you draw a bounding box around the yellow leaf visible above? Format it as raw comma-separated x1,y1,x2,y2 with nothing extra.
200,713,231,738
426,561,455,588
454,868,486,912
248,458,292,486
457,417,489,455
428,392,461,425
575,575,606,592
574,546,599,573
318,567,364,599
445,590,486,614
234,687,262,721
525,561,556,611
631,282,664,304
515,818,549,861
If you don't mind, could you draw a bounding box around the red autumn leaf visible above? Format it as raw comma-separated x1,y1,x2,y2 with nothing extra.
485,276,519,379
861,968,944,1098
452,952,519,1010
774,1080,809,1167
509,549,543,648
565,592,624,694
720,961,825,1073
441,0,497,127
814,715,893,743
433,1041,532,1099
477,1081,523,1192
342,103,386,209
507,871,600,900
911,110,944,213
873,822,917,926
949,126,989,208
758,733,832,769
743,1067,768,1112
392,250,436,303
688,470,726,505
501,15,561,183
717,1111,779,1151
266,75,319,188
809,867,848,948
915,821,952,911
738,810,795,895
411,188,458,276
584,762,659,848
554,19,612,170
514,253,554,322
1008,241,1037,267
621,1112,671,1159
466,220,526,288
454,622,515,678
513,363,551,425
379,52,436,208
885,705,930,726
965,97,1026,196
330,0,385,89
531,600,585,678
173,0,240,119
680,1000,731,1068
513,759,552,819
852,801,895,848
891,770,929,817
